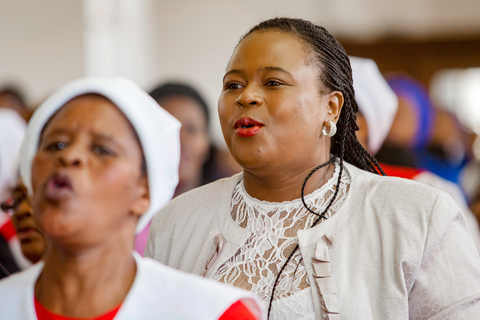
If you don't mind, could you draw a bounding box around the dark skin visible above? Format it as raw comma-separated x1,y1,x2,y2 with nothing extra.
31,95,149,317
10,181,44,264
159,96,210,197
385,96,418,147
218,30,343,202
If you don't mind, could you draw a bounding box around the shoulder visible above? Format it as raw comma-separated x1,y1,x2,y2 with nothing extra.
345,162,465,247
0,263,41,290
345,162,461,230
347,161,445,206
159,174,240,216
139,256,242,294
126,256,261,319
0,264,41,316
150,174,241,231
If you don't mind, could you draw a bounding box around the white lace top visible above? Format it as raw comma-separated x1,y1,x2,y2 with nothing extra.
212,162,350,319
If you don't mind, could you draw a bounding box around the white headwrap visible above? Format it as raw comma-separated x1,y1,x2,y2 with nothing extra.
0,109,26,202
19,77,181,234
350,56,398,155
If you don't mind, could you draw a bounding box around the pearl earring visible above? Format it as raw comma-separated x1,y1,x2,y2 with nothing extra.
322,120,337,137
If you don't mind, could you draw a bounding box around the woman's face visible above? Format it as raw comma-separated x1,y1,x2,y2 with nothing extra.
218,30,336,174
11,181,44,263
31,95,149,249
159,96,210,187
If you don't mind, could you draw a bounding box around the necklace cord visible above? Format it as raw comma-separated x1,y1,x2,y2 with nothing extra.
267,156,343,319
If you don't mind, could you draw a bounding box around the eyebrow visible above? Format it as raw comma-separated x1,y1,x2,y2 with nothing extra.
43,128,122,147
223,66,294,81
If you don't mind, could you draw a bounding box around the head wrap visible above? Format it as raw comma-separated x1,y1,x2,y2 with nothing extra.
350,56,398,154
19,77,181,234
386,74,436,149
0,109,26,201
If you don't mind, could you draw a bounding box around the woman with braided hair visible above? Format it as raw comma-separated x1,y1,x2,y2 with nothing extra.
146,17,480,319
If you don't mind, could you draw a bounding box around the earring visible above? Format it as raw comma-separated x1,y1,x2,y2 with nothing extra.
322,120,337,137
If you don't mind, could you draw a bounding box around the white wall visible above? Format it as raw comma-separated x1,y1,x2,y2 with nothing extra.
0,0,84,105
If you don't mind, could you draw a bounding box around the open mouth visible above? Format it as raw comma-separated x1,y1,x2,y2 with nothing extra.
234,117,264,137
44,173,74,201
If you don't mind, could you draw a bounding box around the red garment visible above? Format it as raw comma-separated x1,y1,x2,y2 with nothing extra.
34,297,122,320
0,217,16,241
218,300,258,320
381,163,424,180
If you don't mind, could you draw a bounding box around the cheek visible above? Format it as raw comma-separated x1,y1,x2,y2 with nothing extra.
94,163,140,198
218,95,234,131
31,153,50,193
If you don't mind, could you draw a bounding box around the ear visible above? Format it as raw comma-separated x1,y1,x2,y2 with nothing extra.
130,176,150,218
327,91,344,122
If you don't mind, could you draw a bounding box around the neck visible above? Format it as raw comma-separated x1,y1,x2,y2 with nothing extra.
35,238,136,318
243,156,336,202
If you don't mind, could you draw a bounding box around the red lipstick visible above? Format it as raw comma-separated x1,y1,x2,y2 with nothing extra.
234,117,264,138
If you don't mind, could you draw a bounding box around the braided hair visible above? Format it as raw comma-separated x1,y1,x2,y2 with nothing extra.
239,18,385,318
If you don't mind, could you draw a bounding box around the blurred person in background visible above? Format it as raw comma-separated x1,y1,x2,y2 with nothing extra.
375,74,436,168
1,179,44,265
0,77,262,320
0,86,30,121
0,109,27,279
351,56,480,253
149,82,211,197
377,74,470,185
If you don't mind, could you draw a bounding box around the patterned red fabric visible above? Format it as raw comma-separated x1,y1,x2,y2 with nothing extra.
218,300,258,320
35,297,122,320
380,163,424,180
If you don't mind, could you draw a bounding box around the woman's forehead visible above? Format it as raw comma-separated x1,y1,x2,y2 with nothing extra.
228,29,315,71
42,95,136,139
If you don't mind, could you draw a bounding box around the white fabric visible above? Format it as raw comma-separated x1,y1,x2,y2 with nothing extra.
414,170,480,255
18,77,180,234
212,162,349,320
146,162,480,319
0,109,26,202
350,56,398,154
0,252,263,320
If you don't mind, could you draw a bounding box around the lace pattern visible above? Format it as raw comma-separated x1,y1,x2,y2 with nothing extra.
212,162,350,319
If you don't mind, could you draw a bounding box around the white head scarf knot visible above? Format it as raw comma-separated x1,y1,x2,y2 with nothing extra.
0,109,26,202
350,56,398,155
19,77,181,234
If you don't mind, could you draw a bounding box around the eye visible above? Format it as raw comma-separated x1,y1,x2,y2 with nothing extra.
92,145,115,156
265,80,283,87
225,82,243,90
45,141,67,151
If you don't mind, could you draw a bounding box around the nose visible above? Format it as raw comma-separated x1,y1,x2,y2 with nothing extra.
56,143,87,168
13,198,33,224
236,85,263,108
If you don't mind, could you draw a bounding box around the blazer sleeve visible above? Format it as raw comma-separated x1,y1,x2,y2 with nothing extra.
408,192,480,319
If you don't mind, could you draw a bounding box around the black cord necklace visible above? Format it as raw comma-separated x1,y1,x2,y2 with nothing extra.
267,155,340,319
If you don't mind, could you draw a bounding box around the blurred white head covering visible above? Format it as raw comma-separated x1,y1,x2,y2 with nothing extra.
19,77,181,234
350,56,398,154
0,108,26,202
